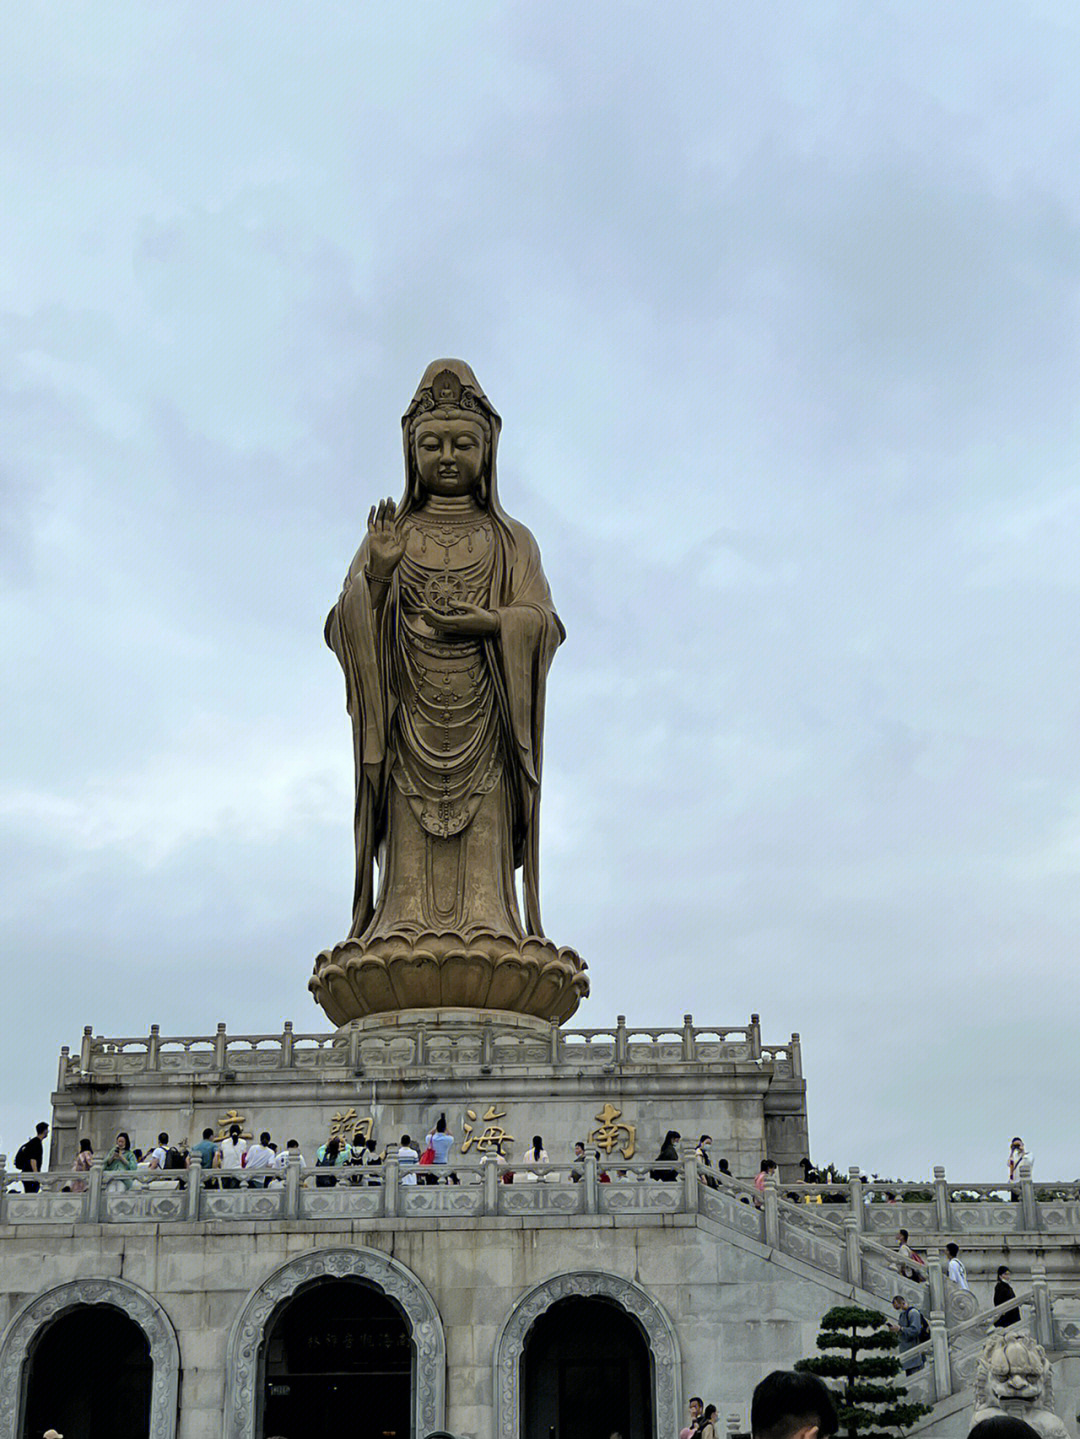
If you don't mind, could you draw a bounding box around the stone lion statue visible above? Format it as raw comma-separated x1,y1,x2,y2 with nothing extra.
970,1332,1069,1439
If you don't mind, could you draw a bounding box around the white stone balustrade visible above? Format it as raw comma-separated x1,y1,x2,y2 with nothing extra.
61,1013,801,1082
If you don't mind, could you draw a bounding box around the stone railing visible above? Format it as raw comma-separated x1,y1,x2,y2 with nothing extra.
761,1163,1080,1238
56,1013,803,1084
896,1271,1080,1409
0,1154,694,1225
698,1176,977,1325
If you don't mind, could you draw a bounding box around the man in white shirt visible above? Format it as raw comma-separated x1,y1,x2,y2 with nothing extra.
275,1138,307,1169
945,1242,969,1290
148,1132,170,1171
398,1133,419,1186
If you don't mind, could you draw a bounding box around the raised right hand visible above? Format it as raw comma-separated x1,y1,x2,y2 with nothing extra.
366,497,406,578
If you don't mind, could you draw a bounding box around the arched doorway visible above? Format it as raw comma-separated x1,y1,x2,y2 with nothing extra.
22,1304,153,1439
493,1271,680,1439
260,1278,412,1437
226,1247,445,1439
522,1295,653,1439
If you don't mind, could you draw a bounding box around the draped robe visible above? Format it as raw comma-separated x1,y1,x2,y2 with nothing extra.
326,506,563,946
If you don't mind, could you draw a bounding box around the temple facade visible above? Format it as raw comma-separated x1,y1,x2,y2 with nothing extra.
3,1015,1080,1436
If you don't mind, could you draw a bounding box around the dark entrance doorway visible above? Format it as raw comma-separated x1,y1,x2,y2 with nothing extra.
261,1277,413,1438
22,1304,153,1439
522,1295,654,1439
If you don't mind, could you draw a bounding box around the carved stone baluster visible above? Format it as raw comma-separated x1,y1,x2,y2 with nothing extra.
86,1153,105,1224
933,1165,951,1230
681,1014,696,1062
763,1176,780,1248
929,1312,951,1401
683,1152,699,1214
480,1022,494,1068
81,1025,94,1071
186,1154,202,1221
549,1021,561,1066
1020,1160,1038,1231
927,1259,946,1315
749,1013,762,1061
347,1023,362,1069
147,1024,160,1069
213,1022,227,1069
281,1021,294,1068
483,1153,499,1214
848,1165,864,1232
842,1216,862,1287
790,1031,803,1078
384,1154,399,1218
285,1152,301,1219
614,1015,628,1065
57,1045,70,1090
583,1152,598,1214
1032,1262,1054,1348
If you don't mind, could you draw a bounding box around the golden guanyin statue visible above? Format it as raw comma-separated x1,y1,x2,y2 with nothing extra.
310,360,588,1025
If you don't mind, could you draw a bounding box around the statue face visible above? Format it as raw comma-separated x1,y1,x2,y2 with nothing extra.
986,1337,1048,1404
412,417,487,496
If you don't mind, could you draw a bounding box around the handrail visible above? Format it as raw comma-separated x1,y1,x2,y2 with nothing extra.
62,1015,802,1081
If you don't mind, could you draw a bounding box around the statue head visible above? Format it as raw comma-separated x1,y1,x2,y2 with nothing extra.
976,1334,1053,1414
400,359,502,512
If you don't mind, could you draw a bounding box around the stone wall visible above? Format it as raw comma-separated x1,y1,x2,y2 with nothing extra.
0,1210,860,1439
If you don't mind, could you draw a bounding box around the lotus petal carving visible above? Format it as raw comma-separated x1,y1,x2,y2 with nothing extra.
310,930,588,1024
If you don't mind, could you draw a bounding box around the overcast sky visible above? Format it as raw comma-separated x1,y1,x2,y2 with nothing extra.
3,2,1079,1180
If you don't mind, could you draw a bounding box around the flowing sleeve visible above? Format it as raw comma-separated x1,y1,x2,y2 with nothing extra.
325,539,394,937
490,522,564,934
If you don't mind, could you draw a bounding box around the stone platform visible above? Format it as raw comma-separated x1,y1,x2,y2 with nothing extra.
50,1009,808,1180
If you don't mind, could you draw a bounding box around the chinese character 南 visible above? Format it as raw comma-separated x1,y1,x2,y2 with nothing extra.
588,1103,636,1159
460,1105,514,1154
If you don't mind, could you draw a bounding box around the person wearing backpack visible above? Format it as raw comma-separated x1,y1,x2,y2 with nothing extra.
15,1122,50,1193
148,1132,187,1189
890,1294,927,1371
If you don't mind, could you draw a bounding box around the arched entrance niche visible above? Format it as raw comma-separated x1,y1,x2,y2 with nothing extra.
224,1247,445,1439
494,1272,681,1439
0,1278,179,1439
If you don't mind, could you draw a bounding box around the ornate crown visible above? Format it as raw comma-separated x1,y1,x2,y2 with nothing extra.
412,369,490,430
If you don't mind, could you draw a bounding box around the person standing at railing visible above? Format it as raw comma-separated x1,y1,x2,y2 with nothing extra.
14,1121,49,1194
993,1265,1022,1327
104,1132,137,1191
398,1134,420,1185
219,1123,247,1189
651,1130,681,1182
519,1135,548,1183
190,1128,219,1188
1008,1137,1031,1201
424,1113,455,1184
245,1131,276,1187
69,1139,93,1194
753,1158,777,1205
570,1139,587,1182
